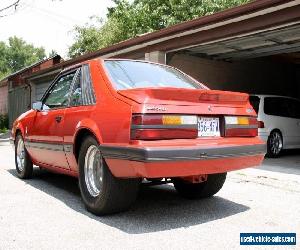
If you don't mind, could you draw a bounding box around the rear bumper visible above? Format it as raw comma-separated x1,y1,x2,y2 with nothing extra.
100,141,266,178
100,144,265,162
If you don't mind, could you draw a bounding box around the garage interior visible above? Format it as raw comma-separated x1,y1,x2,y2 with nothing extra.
167,23,300,98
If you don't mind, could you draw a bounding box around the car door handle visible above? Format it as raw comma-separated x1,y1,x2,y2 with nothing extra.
55,116,62,123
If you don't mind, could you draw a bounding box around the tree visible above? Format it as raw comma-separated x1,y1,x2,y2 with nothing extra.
0,36,46,80
0,42,10,79
68,0,251,57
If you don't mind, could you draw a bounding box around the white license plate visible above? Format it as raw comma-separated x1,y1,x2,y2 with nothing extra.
198,117,220,137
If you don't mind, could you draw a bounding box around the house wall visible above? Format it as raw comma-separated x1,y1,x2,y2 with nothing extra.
168,54,298,98
8,85,30,128
0,84,8,114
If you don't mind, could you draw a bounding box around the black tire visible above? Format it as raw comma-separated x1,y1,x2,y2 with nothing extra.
78,136,140,215
15,134,33,179
173,173,227,199
266,130,283,158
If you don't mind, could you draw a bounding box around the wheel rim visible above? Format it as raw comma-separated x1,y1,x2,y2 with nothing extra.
84,145,103,197
270,132,282,155
16,139,25,172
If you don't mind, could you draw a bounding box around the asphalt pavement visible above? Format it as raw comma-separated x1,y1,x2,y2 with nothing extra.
0,142,299,250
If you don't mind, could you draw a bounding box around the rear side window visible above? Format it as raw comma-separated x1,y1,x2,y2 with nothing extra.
264,97,300,118
70,70,82,106
69,65,96,107
249,96,260,113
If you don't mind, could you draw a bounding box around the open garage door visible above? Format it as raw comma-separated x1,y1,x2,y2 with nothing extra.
186,24,300,60
168,23,300,98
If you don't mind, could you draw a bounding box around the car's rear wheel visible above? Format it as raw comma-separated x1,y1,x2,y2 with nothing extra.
267,131,283,158
78,136,140,215
173,173,227,199
15,134,33,179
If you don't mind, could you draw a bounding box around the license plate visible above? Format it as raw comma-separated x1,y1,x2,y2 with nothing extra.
198,117,220,137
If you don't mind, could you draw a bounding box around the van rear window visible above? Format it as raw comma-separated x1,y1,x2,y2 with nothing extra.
249,96,260,113
264,97,300,118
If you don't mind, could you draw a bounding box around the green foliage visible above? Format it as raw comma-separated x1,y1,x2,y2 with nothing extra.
0,36,46,80
0,113,8,132
0,42,10,80
48,49,58,57
68,0,251,57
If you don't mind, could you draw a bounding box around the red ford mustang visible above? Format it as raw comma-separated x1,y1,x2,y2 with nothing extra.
11,59,265,215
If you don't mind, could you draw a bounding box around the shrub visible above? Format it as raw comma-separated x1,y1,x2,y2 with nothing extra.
0,114,8,132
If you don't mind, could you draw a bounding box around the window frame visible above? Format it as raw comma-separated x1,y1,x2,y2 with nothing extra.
41,68,80,111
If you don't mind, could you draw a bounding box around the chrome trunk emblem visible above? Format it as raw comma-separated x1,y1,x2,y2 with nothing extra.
146,106,167,111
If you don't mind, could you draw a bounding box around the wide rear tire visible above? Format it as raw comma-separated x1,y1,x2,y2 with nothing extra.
173,173,227,199
78,136,140,215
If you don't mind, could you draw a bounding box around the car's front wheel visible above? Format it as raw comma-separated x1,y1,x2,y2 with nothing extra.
267,130,283,158
78,136,140,215
173,173,227,199
15,134,33,179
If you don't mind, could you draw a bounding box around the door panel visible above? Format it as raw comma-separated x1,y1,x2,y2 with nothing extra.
28,109,69,168
26,70,78,169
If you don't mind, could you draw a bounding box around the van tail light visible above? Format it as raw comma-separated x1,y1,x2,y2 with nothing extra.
225,116,258,137
257,120,265,128
131,114,198,140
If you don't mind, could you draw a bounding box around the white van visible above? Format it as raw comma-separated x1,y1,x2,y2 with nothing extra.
250,95,300,157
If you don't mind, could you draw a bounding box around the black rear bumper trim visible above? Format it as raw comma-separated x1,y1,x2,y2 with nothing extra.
99,144,266,162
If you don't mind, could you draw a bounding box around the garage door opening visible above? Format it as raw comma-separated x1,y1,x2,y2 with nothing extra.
167,24,300,99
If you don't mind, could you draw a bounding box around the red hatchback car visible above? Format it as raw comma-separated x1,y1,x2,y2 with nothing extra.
11,59,265,215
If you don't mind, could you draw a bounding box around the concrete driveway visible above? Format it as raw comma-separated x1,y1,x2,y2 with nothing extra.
0,142,299,249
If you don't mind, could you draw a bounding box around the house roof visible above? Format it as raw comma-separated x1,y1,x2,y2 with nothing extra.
0,54,62,83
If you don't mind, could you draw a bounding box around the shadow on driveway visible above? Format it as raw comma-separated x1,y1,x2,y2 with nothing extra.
262,149,300,175
8,168,249,234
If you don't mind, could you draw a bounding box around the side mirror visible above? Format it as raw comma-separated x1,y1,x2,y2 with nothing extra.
32,101,43,111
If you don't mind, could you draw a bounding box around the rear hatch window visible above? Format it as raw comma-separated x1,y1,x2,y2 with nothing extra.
104,60,204,90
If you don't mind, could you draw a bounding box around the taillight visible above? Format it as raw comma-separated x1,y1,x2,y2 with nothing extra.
225,116,258,137
257,120,265,128
131,114,198,140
